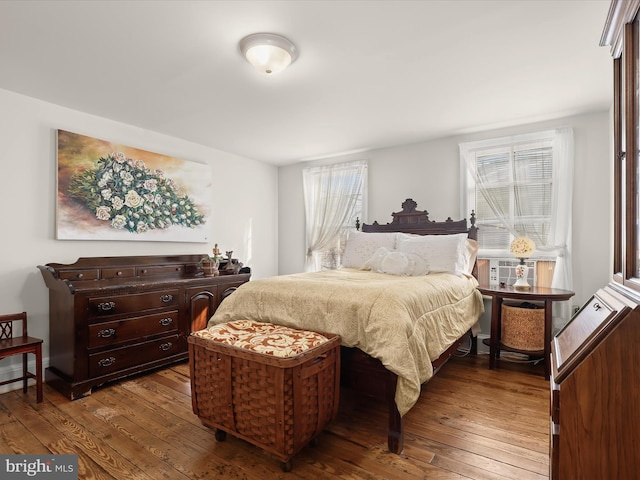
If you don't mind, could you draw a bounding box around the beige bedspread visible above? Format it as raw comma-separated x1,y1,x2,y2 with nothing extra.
207,268,484,416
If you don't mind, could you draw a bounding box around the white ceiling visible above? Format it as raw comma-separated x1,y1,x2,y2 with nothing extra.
0,0,613,166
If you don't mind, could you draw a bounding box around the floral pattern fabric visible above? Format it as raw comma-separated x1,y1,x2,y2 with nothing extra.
192,320,329,358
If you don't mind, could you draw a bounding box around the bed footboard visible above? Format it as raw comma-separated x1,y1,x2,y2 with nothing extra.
341,330,474,454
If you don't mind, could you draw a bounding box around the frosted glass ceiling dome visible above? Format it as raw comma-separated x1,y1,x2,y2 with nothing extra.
239,33,298,75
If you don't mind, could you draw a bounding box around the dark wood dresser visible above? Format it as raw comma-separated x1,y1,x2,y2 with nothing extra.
549,284,640,479
38,254,250,399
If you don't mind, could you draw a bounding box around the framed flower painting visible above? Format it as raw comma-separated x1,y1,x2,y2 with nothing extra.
56,130,212,242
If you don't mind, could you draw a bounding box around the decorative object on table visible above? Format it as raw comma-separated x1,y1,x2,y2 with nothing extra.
510,236,536,290
200,246,223,277
224,251,235,272
223,250,244,274
200,257,220,277
56,130,212,243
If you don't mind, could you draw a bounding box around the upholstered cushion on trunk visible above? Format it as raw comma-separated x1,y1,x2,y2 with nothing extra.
192,320,329,358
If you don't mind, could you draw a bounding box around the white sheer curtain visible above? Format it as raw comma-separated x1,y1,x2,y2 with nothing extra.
303,161,367,272
548,128,574,324
461,128,574,328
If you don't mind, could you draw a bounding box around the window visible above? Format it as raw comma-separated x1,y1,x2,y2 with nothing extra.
303,160,367,271
460,129,574,323
603,6,640,292
461,132,555,257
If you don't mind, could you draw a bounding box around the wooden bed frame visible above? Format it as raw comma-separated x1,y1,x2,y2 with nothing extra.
341,198,479,454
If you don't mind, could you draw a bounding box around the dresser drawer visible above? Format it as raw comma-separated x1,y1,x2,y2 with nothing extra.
58,269,100,281
88,335,181,377
101,267,136,279
88,289,179,316
88,310,179,348
138,265,184,277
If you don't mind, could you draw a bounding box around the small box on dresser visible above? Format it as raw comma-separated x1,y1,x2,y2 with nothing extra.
38,255,250,399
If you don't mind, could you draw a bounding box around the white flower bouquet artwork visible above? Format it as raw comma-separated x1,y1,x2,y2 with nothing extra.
56,130,212,242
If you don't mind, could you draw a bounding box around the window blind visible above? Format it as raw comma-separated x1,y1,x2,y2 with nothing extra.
464,136,554,255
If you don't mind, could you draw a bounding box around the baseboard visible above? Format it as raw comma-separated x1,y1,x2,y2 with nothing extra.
0,358,47,395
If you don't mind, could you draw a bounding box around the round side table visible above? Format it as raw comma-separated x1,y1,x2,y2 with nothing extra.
477,284,575,379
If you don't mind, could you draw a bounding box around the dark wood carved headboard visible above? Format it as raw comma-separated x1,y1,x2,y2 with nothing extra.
360,198,478,276
347,198,479,454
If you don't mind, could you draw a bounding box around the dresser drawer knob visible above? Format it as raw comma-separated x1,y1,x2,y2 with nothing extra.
98,357,116,367
159,342,173,351
593,302,602,311
77,273,84,279
160,294,174,303
98,328,116,338
97,301,116,311
159,318,173,327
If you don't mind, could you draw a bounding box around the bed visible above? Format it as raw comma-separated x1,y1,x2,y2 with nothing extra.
206,199,484,453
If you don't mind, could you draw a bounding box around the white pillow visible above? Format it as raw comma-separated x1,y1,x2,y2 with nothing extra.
380,251,410,275
363,246,391,271
463,239,479,275
365,248,430,276
406,252,430,276
342,232,398,269
398,233,468,276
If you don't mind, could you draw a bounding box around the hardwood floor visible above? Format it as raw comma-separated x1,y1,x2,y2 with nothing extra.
0,353,549,479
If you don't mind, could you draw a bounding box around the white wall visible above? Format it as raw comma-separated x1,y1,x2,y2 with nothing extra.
278,111,611,332
0,88,279,385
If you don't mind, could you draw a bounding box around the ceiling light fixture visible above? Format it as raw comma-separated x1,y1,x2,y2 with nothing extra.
239,33,298,75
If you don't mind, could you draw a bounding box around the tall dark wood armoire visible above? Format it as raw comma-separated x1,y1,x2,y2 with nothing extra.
548,1,640,478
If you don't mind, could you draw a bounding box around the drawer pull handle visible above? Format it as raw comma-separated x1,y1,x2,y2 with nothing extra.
98,357,116,367
159,342,173,351
97,301,116,311
160,294,173,303
159,318,173,327
593,302,602,311
77,273,84,279
116,271,123,276
98,328,116,338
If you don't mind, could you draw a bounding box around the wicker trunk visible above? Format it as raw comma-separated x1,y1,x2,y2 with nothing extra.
188,326,340,471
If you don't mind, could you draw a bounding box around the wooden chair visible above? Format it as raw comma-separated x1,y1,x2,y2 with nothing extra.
0,312,43,402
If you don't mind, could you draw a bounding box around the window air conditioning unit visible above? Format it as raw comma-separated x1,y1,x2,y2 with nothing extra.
488,258,537,288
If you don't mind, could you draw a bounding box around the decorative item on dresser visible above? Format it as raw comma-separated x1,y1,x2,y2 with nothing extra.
38,254,250,399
